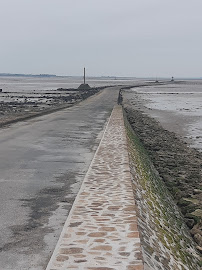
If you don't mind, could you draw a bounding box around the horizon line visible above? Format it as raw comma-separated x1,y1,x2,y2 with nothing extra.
0,72,201,80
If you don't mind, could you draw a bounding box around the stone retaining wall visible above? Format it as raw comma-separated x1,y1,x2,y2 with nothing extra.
124,114,201,270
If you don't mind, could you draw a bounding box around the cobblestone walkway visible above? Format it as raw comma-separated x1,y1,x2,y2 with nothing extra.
46,105,143,270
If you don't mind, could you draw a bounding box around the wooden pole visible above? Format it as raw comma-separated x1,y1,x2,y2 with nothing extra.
84,67,86,84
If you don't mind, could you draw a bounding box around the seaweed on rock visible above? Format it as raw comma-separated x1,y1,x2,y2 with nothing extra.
124,112,201,269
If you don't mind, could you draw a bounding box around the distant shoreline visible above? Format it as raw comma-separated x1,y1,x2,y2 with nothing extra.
0,73,57,78
1,73,202,80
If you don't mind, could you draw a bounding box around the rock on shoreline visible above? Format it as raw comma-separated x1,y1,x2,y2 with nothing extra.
123,105,202,253
0,87,103,128
125,116,201,269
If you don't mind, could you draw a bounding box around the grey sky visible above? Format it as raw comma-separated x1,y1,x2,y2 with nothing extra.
0,0,202,77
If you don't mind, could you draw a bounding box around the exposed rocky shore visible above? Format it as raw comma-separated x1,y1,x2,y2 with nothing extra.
123,102,202,255
125,116,201,269
0,87,104,127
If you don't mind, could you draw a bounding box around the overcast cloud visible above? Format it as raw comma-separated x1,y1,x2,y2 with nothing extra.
0,0,202,77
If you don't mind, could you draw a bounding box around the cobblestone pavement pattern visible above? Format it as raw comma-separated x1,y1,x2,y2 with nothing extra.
46,105,144,270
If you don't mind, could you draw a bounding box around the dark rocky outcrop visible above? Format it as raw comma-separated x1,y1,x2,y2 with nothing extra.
77,84,91,90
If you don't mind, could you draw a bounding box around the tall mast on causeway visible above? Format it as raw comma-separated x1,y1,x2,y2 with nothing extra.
78,67,90,90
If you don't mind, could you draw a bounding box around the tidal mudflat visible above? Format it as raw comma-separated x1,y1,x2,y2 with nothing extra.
124,80,202,151
0,81,101,127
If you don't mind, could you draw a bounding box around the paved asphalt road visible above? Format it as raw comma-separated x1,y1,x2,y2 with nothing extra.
0,87,120,270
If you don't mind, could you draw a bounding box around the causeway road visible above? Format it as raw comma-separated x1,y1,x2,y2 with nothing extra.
0,86,119,270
